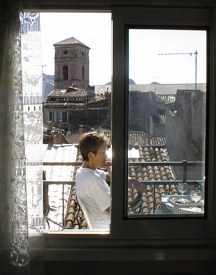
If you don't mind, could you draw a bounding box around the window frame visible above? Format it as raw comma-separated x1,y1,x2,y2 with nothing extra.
20,4,216,262
111,7,216,239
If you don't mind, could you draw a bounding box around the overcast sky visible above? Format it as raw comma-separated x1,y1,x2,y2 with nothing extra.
40,12,206,85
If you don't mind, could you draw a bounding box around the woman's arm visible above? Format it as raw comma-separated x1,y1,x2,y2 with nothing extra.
105,161,112,182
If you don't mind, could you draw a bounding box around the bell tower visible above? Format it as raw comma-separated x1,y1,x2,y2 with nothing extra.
53,37,90,90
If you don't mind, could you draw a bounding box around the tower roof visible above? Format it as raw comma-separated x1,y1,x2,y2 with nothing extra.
53,37,90,49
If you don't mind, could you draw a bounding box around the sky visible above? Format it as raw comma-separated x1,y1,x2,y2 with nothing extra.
40,12,112,85
129,29,206,84
40,12,207,85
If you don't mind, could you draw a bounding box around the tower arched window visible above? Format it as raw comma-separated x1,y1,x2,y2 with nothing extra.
82,65,85,81
63,65,68,80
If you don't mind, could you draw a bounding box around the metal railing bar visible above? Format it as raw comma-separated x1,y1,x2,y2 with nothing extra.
43,159,205,228
129,161,205,166
44,216,66,229
42,161,205,166
43,161,83,166
44,181,75,185
43,180,204,185
138,180,204,185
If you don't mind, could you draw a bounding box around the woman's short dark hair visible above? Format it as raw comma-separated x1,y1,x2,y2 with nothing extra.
79,132,107,161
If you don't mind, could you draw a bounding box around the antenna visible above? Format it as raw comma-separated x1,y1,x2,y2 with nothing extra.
158,50,198,91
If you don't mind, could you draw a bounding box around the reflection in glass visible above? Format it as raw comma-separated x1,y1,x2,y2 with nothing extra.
127,29,206,217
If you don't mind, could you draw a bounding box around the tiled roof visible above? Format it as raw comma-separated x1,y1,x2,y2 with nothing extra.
53,37,90,49
128,132,166,147
48,88,88,98
127,145,178,215
43,144,78,230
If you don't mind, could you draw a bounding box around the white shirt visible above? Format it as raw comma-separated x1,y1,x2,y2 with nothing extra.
76,166,110,229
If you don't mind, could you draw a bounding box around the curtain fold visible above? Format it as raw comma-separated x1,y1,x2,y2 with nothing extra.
0,2,44,275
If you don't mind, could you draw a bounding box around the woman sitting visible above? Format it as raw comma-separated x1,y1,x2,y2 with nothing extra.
76,132,111,230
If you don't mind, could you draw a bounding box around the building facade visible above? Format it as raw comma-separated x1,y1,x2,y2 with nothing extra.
54,37,90,90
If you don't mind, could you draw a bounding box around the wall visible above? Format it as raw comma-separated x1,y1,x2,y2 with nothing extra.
165,90,206,179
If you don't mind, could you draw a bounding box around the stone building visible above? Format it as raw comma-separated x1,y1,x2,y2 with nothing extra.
165,90,206,179
53,37,90,90
129,91,165,136
43,36,111,132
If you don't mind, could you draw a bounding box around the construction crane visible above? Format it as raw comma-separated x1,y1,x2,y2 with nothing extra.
158,50,198,91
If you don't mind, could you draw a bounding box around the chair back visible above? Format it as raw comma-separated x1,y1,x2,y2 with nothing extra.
77,198,93,229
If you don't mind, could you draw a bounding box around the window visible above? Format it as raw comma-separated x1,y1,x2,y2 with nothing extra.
49,111,54,122
127,29,206,218
82,65,85,81
39,12,112,231
111,7,215,239
22,6,216,241
63,65,68,80
19,3,216,270
61,111,67,123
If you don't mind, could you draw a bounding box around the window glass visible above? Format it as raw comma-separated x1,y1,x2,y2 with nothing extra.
40,12,112,231
127,29,206,217
62,111,67,123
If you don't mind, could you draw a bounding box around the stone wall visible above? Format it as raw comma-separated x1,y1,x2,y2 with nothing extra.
129,91,165,133
165,90,206,180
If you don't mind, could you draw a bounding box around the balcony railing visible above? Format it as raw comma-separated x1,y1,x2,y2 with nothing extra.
43,160,205,229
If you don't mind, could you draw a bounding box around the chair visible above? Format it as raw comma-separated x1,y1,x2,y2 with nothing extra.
77,198,93,229
128,192,143,211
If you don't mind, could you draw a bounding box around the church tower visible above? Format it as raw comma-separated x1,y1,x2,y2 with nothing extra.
53,37,90,90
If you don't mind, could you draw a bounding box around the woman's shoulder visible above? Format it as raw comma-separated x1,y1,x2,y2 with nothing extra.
76,166,96,178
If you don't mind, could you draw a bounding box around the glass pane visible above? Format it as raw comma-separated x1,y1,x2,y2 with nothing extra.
127,29,206,217
40,12,112,231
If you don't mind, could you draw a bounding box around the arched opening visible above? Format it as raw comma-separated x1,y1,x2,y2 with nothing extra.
82,65,85,81
63,65,68,80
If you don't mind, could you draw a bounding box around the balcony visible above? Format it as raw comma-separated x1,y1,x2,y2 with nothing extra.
42,132,205,230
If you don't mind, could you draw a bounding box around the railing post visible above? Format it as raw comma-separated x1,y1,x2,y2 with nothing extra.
62,183,64,228
183,160,187,183
153,183,155,214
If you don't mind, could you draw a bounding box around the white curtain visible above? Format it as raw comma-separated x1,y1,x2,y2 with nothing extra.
20,11,44,234
0,2,44,274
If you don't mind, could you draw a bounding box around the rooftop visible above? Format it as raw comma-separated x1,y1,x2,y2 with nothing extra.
47,87,88,98
53,36,90,49
95,83,206,95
